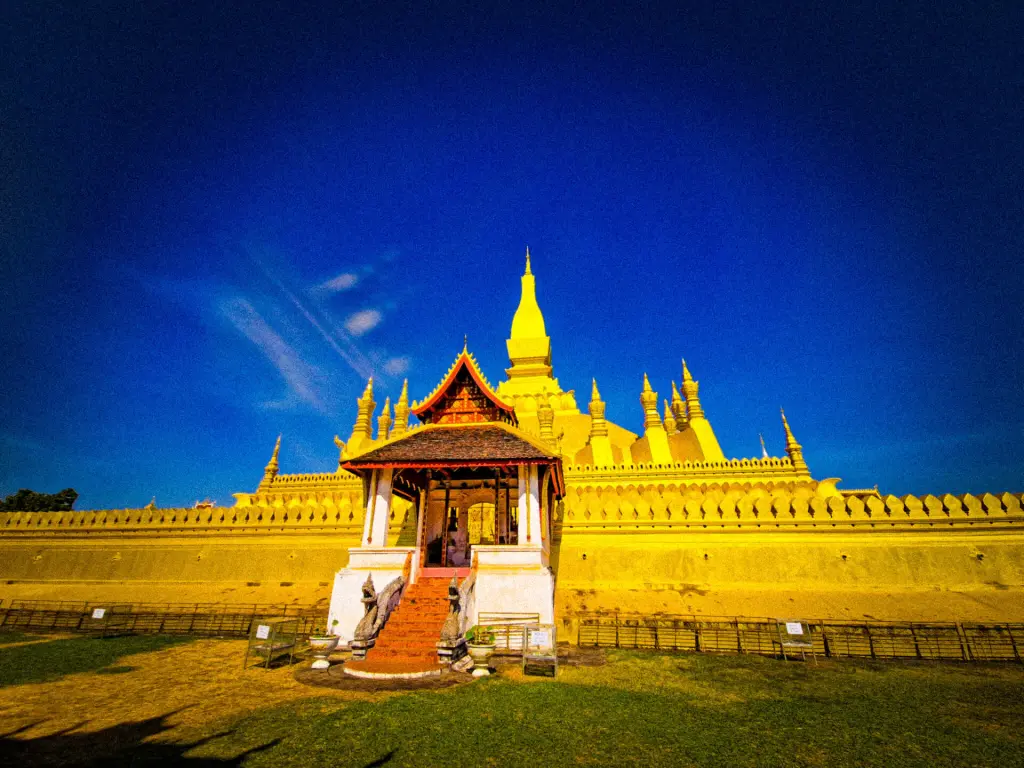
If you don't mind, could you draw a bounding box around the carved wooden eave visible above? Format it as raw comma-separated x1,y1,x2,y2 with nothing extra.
411,348,517,426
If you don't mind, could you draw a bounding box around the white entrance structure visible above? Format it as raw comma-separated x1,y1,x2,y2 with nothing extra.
327,348,564,645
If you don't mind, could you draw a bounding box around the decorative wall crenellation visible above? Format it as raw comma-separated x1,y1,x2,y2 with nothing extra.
4,489,1021,537
557,488,1024,531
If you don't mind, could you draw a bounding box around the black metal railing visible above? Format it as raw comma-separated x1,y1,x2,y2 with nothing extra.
576,613,1024,663
0,599,326,638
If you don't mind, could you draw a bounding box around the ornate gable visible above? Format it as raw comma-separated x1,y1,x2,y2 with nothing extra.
412,348,517,426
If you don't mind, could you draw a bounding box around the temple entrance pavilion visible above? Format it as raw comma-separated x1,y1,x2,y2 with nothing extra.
327,348,565,650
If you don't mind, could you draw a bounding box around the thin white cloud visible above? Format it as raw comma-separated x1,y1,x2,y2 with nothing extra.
317,272,359,293
220,297,324,411
256,260,376,380
384,357,410,376
345,309,382,337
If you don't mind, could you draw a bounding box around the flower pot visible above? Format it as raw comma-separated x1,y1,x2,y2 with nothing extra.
308,634,340,669
466,643,496,664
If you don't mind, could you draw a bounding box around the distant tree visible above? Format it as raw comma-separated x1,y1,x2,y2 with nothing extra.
0,488,78,512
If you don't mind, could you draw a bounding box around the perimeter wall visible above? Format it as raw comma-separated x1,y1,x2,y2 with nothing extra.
2,467,1023,626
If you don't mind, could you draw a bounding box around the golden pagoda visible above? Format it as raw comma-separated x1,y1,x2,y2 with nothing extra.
1,249,1022,631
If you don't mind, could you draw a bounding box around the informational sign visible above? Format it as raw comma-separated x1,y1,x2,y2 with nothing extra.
529,629,550,647
91,608,106,619
785,622,803,635
255,624,271,640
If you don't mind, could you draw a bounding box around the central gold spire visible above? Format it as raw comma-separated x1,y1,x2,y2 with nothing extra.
497,249,579,416
510,247,547,339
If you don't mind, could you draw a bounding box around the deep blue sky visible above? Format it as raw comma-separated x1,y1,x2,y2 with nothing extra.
2,2,1022,508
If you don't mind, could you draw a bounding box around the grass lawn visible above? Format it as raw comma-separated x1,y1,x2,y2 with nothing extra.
1,633,1022,767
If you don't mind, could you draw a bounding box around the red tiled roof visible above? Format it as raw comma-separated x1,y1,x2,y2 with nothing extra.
342,424,557,467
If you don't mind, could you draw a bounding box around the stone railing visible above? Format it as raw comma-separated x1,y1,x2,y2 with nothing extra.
558,489,1024,532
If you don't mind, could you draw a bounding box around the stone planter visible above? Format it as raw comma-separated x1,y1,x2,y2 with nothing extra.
466,643,495,664
308,635,340,670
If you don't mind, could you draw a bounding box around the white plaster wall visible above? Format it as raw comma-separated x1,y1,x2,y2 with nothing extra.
326,546,414,642
472,566,555,626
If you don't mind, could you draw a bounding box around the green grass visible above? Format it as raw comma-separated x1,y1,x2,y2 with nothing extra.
3,639,1023,767
0,631,39,646
0,634,193,688
184,652,1024,768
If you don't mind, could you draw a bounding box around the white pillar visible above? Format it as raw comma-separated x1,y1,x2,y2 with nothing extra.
412,488,425,581
517,465,529,544
362,467,393,546
361,470,377,545
528,466,541,543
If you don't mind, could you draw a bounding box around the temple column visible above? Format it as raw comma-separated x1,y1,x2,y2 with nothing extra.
361,467,393,546
412,485,426,580
517,464,541,545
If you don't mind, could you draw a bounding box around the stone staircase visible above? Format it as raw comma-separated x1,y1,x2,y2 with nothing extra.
343,575,452,678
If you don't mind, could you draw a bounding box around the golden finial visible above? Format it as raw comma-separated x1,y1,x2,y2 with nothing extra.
262,434,281,485
640,374,660,430
681,361,703,419
524,246,532,275
589,378,608,439
362,376,374,398
682,359,693,382
663,399,678,435
392,380,410,438
780,408,809,473
463,334,468,352
670,381,687,426
377,397,392,440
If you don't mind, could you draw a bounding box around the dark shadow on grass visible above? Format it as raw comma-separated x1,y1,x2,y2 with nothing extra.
0,710,280,767
361,749,396,767
0,634,195,688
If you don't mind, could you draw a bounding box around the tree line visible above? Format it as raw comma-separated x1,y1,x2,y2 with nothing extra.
0,488,78,511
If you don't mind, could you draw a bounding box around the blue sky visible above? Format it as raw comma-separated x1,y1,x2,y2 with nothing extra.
2,2,1022,508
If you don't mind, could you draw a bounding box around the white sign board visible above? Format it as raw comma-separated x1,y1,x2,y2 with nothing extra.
785,622,803,635
255,624,271,640
91,608,106,619
529,629,550,647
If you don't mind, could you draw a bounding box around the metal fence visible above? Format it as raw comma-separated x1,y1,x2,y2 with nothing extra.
576,613,1024,663
0,598,326,638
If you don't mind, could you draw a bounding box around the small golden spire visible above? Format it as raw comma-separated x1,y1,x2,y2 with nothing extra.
377,397,392,441
392,379,410,438
589,378,608,439
266,434,281,473
681,361,704,419
780,408,809,474
524,246,532,275
538,401,555,446
663,399,678,435
260,434,281,489
350,376,377,446
670,381,687,427
640,374,661,430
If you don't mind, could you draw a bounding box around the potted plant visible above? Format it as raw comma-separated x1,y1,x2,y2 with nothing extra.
308,621,340,670
464,625,496,663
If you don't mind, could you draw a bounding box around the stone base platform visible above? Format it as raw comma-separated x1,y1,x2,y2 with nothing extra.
342,661,446,680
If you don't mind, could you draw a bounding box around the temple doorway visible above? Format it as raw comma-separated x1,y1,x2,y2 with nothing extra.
422,475,519,568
